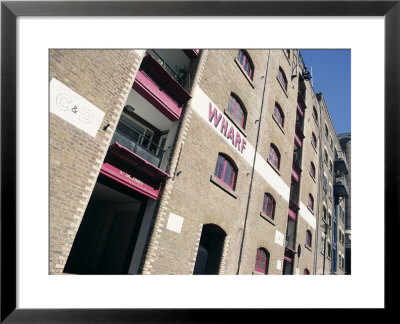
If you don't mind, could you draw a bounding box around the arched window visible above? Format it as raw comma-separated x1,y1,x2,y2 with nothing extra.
273,102,284,128
262,193,276,220
304,268,310,275
254,248,269,274
283,49,290,59
269,144,280,170
214,154,237,189
306,230,312,248
311,132,317,148
310,162,316,179
277,67,288,91
313,106,318,123
237,50,254,80
325,123,329,138
227,94,246,128
308,194,314,211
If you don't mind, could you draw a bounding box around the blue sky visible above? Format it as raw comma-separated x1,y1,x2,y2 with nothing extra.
300,49,351,135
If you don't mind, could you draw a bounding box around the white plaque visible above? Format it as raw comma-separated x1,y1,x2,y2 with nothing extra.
166,213,184,233
276,260,282,270
50,78,105,137
274,230,284,246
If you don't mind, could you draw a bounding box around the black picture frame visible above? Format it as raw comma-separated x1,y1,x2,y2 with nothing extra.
1,0,397,322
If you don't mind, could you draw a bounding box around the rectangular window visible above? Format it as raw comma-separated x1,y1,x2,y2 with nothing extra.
327,243,332,258
321,235,325,254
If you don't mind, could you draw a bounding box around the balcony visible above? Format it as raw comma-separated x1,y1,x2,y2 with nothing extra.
297,92,307,116
133,70,184,121
142,50,192,103
334,175,349,197
110,130,165,169
334,157,349,174
183,49,200,59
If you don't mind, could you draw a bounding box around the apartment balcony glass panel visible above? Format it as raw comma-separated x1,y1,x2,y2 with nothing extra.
334,175,349,197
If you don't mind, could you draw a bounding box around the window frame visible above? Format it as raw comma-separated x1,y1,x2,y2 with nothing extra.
308,194,314,211
306,230,312,248
277,67,288,91
310,162,316,179
227,94,247,129
311,132,317,149
273,102,285,128
237,50,254,80
262,193,276,220
254,248,269,274
214,154,237,190
312,106,318,124
268,144,281,170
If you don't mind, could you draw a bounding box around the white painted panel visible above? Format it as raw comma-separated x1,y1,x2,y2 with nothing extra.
134,49,145,56
276,260,282,270
50,78,105,137
190,85,290,202
274,230,284,246
299,203,317,229
166,213,184,233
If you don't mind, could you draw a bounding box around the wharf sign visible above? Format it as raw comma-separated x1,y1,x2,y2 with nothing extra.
208,102,247,154
50,78,105,138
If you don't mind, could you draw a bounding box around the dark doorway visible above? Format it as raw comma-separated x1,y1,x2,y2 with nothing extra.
193,224,226,275
64,175,147,274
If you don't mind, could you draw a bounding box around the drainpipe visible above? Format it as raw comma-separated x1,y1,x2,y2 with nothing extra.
313,94,324,275
236,50,271,275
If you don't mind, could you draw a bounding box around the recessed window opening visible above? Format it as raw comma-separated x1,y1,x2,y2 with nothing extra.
277,67,288,91
308,194,314,211
306,230,312,248
273,102,284,128
214,154,237,189
262,193,276,219
269,144,281,170
254,248,270,274
228,94,246,128
237,50,254,80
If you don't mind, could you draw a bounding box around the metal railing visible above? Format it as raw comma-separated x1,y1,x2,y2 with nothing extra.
111,129,166,168
146,50,186,86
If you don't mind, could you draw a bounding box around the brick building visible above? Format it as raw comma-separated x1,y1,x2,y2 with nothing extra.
49,49,350,275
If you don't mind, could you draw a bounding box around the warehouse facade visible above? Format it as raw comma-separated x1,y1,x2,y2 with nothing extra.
49,49,350,275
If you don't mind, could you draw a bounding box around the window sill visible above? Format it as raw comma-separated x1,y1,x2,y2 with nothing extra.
276,76,289,98
252,270,266,275
272,114,285,134
267,159,281,176
234,58,255,89
307,206,314,215
223,108,247,137
210,174,237,199
305,245,312,252
309,172,316,183
260,212,275,226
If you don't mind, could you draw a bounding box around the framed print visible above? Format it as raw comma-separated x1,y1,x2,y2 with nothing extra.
1,0,398,321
